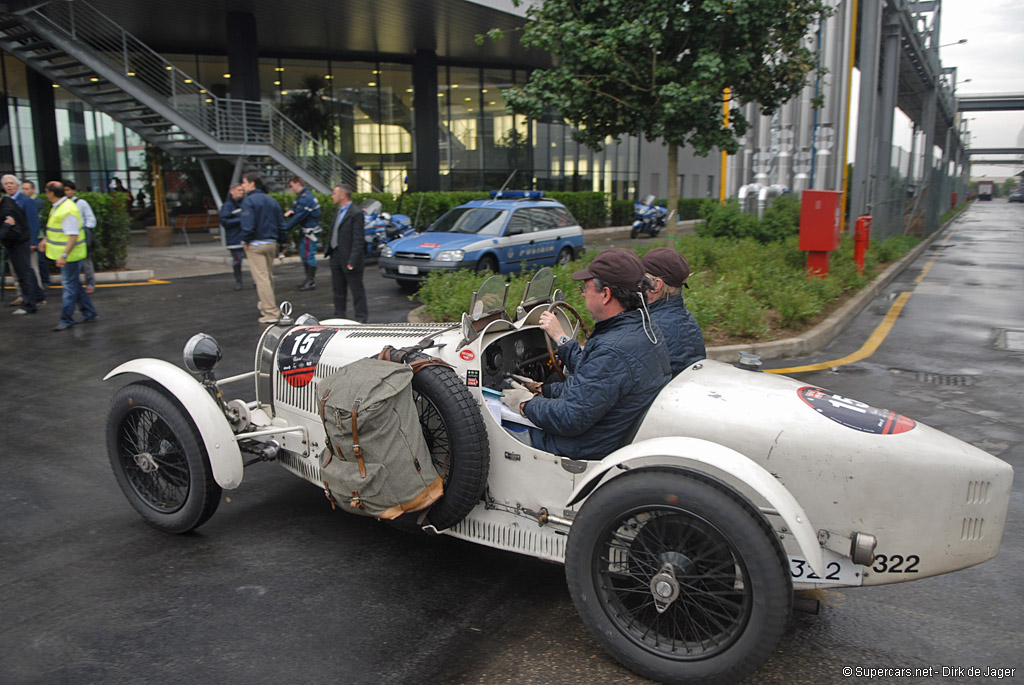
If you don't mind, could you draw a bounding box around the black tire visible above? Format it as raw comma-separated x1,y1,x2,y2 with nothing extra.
402,353,490,530
556,246,574,266
106,383,222,534
476,254,498,274
630,226,640,239
565,469,792,684
396,279,419,293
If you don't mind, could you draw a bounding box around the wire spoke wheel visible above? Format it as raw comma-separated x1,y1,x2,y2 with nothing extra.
106,383,221,534
415,391,452,481
598,508,750,659
566,469,791,684
118,406,192,513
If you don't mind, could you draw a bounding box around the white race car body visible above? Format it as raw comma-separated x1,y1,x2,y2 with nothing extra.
104,271,1012,684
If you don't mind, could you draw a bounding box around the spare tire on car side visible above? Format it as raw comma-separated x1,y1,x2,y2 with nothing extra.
398,351,490,530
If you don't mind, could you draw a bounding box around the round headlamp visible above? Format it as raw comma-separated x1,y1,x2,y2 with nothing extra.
183,333,222,374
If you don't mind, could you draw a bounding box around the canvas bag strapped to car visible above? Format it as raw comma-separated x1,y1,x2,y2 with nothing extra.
317,357,442,519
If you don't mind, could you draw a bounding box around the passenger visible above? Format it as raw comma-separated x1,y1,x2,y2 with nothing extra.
641,247,706,374
501,248,671,460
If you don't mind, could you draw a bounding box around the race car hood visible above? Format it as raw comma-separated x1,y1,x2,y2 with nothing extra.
387,232,496,256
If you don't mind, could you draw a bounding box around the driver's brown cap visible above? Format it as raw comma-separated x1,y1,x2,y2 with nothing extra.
571,248,645,290
641,247,690,288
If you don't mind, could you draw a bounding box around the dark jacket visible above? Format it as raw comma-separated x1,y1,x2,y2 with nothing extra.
649,296,706,374
240,189,286,243
284,187,322,233
0,195,30,246
324,202,364,269
9,191,40,243
524,309,672,460
219,195,244,247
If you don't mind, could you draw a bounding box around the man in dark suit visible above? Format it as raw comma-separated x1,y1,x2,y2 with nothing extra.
324,184,367,322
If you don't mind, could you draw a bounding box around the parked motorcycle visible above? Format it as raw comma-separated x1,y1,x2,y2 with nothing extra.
630,195,669,238
361,199,415,259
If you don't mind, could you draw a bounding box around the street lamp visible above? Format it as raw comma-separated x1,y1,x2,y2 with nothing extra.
933,38,968,49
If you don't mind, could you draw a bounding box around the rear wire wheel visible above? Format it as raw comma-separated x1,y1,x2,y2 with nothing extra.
106,383,221,533
565,469,791,684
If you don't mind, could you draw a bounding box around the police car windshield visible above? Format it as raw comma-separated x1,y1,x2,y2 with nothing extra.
428,208,508,235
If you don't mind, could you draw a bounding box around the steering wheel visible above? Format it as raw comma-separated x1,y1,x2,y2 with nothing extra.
544,301,591,381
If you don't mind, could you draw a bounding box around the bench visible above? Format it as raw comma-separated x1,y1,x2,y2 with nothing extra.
173,212,218,245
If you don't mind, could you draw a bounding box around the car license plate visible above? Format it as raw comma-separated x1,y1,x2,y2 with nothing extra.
397,265,418,275
788,549,863,586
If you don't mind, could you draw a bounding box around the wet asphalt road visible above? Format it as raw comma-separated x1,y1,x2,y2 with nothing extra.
1,202,1021,684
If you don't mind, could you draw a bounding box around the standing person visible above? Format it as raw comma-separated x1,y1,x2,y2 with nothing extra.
63,181,97,294
324,184,367,322
21,179,51,301
3,174,45,306
501,248,671,460
0,191,42,315
283,176,322,291
220,183,246,291
40,181,96,330
239,172,286,324
640,247,706,374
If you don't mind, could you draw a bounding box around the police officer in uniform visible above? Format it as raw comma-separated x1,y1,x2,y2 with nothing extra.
283,176,322,291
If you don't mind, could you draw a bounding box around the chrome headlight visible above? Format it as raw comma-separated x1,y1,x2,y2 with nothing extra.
436,249,465,262
183,333,222,374
380,245,393,258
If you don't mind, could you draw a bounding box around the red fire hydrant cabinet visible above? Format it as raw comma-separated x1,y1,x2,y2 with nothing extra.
798,190,842,277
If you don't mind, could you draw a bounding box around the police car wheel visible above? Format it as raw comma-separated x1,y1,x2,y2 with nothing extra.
566,469,791,684
106,382,221,534
556,247,574,265
476,255,498,274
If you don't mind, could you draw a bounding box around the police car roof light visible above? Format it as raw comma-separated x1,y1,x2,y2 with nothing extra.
489,190,544,199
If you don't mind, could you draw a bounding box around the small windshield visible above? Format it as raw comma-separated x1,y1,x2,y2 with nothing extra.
428,207,508,236
361,199,382,216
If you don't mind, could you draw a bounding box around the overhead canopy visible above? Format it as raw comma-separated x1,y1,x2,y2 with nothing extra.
7,0,549,67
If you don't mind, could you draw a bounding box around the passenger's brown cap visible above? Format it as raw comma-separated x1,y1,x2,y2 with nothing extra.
641,247,690,288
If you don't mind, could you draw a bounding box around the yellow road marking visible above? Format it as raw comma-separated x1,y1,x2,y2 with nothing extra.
39,279,171,289
768,232,954,374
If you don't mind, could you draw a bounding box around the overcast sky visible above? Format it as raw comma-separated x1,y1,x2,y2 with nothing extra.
932,0,1023,178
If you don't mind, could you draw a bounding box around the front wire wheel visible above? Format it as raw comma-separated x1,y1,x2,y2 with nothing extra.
566,469,792,684
106,383,221,533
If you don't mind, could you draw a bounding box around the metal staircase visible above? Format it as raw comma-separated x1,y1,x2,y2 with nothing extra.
0,0,363,194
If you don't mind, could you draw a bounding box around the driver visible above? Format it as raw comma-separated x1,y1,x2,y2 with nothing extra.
641,247,706,374
501,248,671,460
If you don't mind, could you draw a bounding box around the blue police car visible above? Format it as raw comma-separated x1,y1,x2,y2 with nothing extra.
378,191,585,289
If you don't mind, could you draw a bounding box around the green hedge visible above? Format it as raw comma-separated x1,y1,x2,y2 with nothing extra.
80,192,132,270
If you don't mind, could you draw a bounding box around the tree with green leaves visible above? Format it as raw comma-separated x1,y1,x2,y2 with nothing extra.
281,75,336,154
486,0,830,216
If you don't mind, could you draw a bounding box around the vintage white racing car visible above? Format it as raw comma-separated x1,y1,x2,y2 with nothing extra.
104,268,1013,684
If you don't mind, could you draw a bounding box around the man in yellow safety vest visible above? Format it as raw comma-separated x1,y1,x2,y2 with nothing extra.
40,180,97,331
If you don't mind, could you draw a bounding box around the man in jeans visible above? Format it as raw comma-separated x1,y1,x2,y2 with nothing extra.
40,181,96,331
240,172,286,323
62,180,97,294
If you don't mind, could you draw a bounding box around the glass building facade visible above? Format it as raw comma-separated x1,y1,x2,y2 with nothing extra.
2,46,641,200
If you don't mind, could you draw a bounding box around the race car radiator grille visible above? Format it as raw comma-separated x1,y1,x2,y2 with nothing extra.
448,517,567,562
275,363,341,415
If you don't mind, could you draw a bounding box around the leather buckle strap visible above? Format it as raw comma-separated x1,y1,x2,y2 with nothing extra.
350,398,366,478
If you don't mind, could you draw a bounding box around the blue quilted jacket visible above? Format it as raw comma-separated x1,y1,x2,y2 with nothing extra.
524,309,671,460
648,296,706,374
